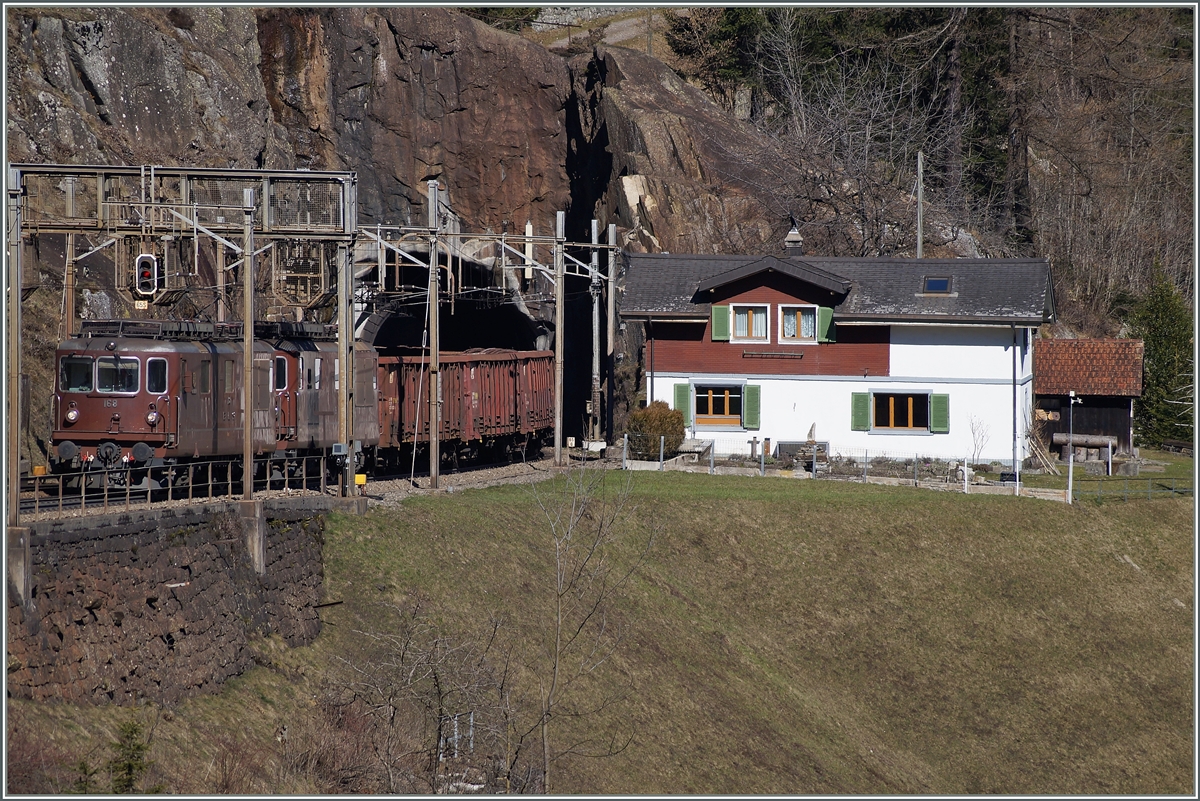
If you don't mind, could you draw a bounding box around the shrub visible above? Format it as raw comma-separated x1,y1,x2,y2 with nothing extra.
625,401,685,459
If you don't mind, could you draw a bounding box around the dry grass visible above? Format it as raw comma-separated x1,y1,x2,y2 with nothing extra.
8,470,1193,794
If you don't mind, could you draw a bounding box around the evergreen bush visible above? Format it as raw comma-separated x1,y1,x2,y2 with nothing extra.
625,401,685,460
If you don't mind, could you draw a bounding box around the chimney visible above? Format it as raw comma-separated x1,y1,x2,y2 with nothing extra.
784,225,804,256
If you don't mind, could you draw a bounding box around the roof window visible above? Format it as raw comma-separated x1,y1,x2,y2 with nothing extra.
922,276,952,294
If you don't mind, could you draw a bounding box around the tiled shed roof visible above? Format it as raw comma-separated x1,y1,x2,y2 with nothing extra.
1034,338,1144,397
621,252,1055,325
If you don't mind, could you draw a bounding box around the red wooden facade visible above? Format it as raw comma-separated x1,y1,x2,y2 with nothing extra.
649,276,890,377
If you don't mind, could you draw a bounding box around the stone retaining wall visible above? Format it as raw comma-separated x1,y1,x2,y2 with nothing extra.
6,497,333,705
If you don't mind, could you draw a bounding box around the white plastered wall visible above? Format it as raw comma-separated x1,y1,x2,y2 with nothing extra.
649,324,1034,463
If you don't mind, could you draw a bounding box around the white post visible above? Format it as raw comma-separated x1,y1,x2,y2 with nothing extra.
1067,390,1077,504
622,433,628,470
242,188,255,500
658,435,664,471
554,212,565,466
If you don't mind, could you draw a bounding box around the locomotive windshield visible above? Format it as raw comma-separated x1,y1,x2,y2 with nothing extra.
60,355,94,392
147,358,168,394
96,356,139,393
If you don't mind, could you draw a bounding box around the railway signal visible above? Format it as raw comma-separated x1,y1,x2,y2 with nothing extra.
134,253,158,296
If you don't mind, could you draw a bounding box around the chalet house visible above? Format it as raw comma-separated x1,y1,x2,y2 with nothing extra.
1033,338,1144,455
620,253,1055,462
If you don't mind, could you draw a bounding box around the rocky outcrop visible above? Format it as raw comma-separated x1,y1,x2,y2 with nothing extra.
7,8,292,167
8,7,797,250
255,7,573,228
569,45,797,254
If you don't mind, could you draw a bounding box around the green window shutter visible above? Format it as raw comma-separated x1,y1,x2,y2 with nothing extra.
711,305,730,341
674,383,691,426
742,384,761,430
817,306,836,342
850,392,870,431
930,394,950,433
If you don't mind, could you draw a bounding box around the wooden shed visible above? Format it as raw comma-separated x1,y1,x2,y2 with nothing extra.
1033,338,1144,455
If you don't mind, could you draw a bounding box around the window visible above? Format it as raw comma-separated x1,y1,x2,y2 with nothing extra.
147,358,167,394
687,383,760,429
874,393,930,429
780,305,817,342
60,356,93,392
275,356,287,390
851,392,949,433
96,356,139,393
732,304,769,341
313,357,322,390
922,276,952,294
695,384,742,425
198,360,211,394
223,359,234,394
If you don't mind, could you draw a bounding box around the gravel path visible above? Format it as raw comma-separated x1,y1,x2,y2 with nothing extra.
363,456,621,507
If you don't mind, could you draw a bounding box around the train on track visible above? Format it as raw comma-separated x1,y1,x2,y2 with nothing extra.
48,319,554,490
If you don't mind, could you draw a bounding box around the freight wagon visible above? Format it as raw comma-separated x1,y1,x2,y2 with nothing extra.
48,320,554,490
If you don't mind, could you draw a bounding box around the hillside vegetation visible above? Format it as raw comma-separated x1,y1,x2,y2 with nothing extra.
8,468,1193,794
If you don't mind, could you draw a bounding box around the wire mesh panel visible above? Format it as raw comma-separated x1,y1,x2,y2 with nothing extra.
825,447,963,482
268,179,343,231
21,174,102,223
187,177,262,226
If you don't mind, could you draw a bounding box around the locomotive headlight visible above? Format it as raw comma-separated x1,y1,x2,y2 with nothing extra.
145,409,160,426
65,405,80,423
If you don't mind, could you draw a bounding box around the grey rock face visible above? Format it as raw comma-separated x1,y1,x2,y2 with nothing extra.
8,8,292,167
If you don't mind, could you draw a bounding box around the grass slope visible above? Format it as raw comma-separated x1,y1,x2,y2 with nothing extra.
8,470,1194,794
323,472,1194,794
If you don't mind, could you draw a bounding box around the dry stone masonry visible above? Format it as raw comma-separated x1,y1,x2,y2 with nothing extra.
6,499,329,705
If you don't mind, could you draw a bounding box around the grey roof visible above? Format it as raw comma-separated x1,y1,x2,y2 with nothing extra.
621,253,1055,325
695,255,851,296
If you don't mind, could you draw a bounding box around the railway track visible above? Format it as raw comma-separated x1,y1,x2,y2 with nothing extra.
15,452,565,519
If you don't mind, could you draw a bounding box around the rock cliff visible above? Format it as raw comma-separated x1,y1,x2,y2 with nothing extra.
7,6,810,451
8,6,792,250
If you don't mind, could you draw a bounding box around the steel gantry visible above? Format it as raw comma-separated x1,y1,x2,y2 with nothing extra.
354,194,621,484
6,163,624,510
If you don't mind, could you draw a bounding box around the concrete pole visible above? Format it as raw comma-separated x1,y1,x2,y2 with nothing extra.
242,188,255,500
1012,324,1020,496
64,176,76,337
916,151,924,259
524,220,534,281
427,180,441,488
338,241,354,495
554,211,565,467
1067,390,1076,504
216,241,226,322
606,224,617,443
590,219,601,443
8,168,23,527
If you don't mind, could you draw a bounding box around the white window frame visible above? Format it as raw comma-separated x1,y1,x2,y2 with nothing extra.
730,303,770,343
146,357,168,394
778,304,818,344
693,382,745,428
872,391,931,431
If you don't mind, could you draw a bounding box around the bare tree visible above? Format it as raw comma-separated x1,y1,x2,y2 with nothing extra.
525,462,651,794
969,415,991,466
302,598,528,793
